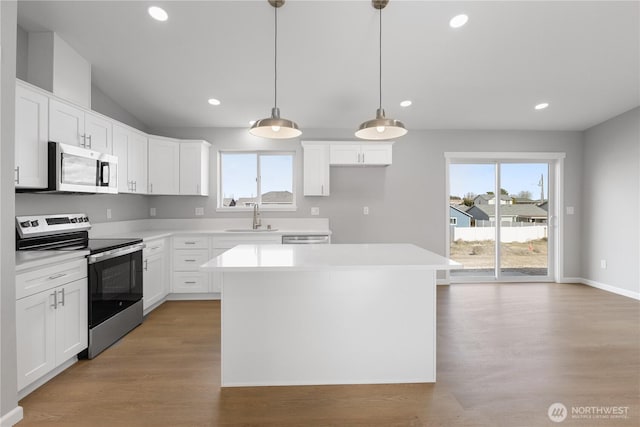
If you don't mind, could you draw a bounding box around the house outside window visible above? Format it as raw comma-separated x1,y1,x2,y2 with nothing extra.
450,217,457,225
218,151,296,210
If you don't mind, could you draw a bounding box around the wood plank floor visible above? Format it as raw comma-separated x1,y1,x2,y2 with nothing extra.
19,283,640,426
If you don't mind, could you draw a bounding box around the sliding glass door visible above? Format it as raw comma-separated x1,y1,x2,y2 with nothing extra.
447,154,561,282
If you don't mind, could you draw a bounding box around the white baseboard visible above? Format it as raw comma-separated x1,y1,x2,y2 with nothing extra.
559,277,582,284
436,279,449,286
167,292,220,301
578,278,640,300
17,357,78,401
0,406,23,427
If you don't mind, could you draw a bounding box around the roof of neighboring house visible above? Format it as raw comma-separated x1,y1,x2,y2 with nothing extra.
262,191,293,204
450,205,473,218
468,204,548,219
474,194,512,202
512,197,536,204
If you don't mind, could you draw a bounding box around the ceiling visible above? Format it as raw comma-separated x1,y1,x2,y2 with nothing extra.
17,1,640,132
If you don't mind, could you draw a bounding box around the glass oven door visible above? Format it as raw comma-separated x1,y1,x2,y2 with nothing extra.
88,250,143,328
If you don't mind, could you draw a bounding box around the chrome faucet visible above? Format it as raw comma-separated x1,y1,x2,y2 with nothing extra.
252,203,262,230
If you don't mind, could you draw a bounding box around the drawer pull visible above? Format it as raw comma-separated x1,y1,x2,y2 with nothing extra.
184,281,197,284
184,242,196,245
184,259,196,262
48,272,67,280
150,246,161,250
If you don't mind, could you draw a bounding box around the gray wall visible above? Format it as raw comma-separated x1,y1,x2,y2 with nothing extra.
15,24,26,81
15,193,149,223
2,1,18,419
150,126,584,278
91,84,148,132
582,107,640,295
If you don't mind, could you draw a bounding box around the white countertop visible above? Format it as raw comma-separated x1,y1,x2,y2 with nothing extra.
200,243,462,272
94,228,331,242
16,250,89,272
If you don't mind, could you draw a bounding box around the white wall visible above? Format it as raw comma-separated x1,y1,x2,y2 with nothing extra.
582,107,640,297
1,1,19,423
150,126,584,278
91,84,148,132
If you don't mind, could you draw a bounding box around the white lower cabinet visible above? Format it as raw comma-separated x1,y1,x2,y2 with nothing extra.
16,259,88,392
143,238,168,312
172,235,210,293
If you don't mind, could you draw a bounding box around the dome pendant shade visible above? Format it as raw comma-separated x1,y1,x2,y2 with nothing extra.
355,108,407,140
249,107,302,139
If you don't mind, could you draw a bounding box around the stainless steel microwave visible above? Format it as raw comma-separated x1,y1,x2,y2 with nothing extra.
47,142,118,194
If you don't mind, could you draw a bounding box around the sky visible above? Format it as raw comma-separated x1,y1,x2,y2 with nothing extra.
450,163,549,200
221,153,293,199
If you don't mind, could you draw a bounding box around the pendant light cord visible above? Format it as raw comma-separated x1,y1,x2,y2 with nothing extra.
379,6,382,111
274,4,278,110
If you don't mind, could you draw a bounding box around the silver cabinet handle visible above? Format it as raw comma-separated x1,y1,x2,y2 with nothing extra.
196,184,200,194
15,166,20,184
321,184,324,195
362,152,365,163
58,288,65,307
184,242,196,245
184,281,196,284
48,272,67,280
184,259,196,262
150,246,161,250
133,181,137,192
50,291,58,309
87,134,92,148
80,134,86,147
150,183,153,193
144,259,148,271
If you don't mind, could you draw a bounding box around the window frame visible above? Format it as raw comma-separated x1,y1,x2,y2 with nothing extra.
217,150,297,212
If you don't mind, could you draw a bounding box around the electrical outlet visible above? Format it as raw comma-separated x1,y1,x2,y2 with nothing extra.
150,207,156,217
600,259,607,269
363,206,369,215
195,207,204,216
566,206,575,215
311,207,320,216
106,208,112,220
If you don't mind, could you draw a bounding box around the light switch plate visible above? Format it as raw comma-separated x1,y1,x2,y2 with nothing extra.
150,207,156,217
600,259,607,269
363,206,369,215
106,208,112,220
195,207,204,216
311,207,320,216
566,206,574,215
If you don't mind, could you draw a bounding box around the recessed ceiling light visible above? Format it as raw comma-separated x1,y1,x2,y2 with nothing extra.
534,102,549,110
400,100,412,107
208,98,221,106
449,14,468,28
148,6,168,22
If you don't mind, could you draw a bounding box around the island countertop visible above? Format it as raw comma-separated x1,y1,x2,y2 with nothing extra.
200,243,461,272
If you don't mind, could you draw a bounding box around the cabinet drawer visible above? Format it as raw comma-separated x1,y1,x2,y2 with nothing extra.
17,258,87,300
172,272,209,293
173,236,209,249
144,238,166,257
173,250,209,271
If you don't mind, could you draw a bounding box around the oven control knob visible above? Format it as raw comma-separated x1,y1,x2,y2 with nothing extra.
83,217,89,222
20,221,31,228
70,218,78,223
30,220,39,227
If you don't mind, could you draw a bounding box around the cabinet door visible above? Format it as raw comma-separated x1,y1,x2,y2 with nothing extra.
179,143,204,195
143,252,166,311
49,99,85,148
148,138,180,195
361,144,393,165
84,111,112,154
112,125,131,193
303,144,329,196
15,84,49,188
128,132,148,194
55,278,88,364
329,144,361,165
16,290,56,390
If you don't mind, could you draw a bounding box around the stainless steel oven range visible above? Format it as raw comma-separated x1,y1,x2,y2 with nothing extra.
16,213,144,359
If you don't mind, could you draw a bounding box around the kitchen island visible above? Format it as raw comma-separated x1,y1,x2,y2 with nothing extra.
200,243,461,387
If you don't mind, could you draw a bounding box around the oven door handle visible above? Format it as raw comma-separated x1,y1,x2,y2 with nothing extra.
88,243,146,264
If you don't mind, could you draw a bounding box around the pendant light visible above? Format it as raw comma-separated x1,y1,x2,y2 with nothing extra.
250,0,301,139
355,0,407,140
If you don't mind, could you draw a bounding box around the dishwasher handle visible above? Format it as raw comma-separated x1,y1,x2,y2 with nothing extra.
282,235,330,244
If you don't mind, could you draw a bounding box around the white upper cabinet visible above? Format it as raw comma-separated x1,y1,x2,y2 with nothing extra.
49,98,113,155
113,124,148,194
15,83,49,189
49,98,85,148
302,142,330,196
179,140,211,196
148,137,180,195
329,143,393,166
84,111,112,154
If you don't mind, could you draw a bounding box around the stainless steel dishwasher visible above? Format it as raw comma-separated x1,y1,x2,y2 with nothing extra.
282,235,330,244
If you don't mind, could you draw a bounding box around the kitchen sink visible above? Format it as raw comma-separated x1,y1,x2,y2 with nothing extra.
225,228,279,232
